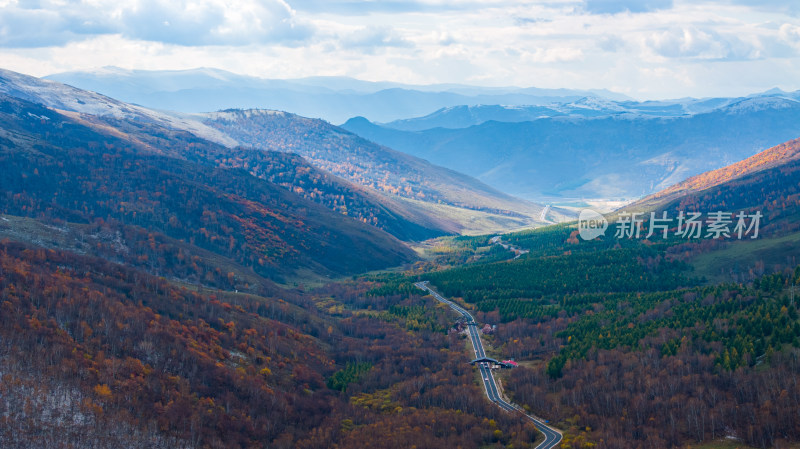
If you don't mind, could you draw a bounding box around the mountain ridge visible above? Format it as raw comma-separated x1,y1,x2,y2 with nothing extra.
200,107,565,233
628,136,800,212
0,92,416,283
342,97,800,202
45,66,631,123
3,68,557,237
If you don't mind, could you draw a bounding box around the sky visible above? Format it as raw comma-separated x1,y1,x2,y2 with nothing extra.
1,0,799,99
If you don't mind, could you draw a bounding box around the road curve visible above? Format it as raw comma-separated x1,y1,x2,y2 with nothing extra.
415,281,562,449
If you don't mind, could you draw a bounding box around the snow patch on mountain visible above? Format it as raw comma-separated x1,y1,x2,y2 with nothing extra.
724,96,800,114
0,68,237,147
566,96,626,112
203,109,287,122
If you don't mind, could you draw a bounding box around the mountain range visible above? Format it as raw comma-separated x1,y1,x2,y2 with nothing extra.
378,94,779,131
45,66,630,124
4,64,800,449
342,94,800,203
604,134,800,284
197,108,559,233
2,68,558,236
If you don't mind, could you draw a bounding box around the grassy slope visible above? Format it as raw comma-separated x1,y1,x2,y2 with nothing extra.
691,232,800,284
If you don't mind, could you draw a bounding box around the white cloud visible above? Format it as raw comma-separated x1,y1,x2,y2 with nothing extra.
0,0,312,47
121,0,313,45
339,26,412,50
523,46,584,63
725,0,800,16
0,0,799,99
780,23,800,46
643,27,761,60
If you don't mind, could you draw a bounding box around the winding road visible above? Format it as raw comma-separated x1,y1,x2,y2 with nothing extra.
415,281,562,449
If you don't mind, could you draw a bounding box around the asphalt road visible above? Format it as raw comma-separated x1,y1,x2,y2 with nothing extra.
415,281,562,449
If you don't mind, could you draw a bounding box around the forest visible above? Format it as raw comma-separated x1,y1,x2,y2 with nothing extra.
419,213,800,448
0,239,553,448
0,94,414,283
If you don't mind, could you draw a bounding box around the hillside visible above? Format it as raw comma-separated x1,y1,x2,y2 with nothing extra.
628,136,800,212
629,136,800,283
201,109,564,233
0,68,459,240
0,239,546,448
63,108,447,242
3,68,561,235
0,239,336,447
0,68,236,147
0,93,415,282
342,96,800,202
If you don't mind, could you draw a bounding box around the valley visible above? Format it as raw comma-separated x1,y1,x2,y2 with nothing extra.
5,0,800,447
1,66,800,449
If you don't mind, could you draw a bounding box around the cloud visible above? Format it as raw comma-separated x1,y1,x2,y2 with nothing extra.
120,0,313,46
289,0,431,15
524,46,584,63
514,16,553,26
597,34,626,52
120,0,225,45
725,0,800,16
287,0,512,15
644,27,762,60
339,26,412,52
0,1,114,47
583,0,673,14
2,0,800,101
780,23,800,44
0,0,313,48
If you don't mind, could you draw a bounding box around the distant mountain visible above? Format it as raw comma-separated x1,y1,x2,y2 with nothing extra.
7,68,565,234
342,95,800,202
380,96,758,131
45,66,630,123
382,105,569,131
200,109,565,233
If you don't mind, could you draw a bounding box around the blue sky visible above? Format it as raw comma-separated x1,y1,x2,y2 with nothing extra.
1,0,799,99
